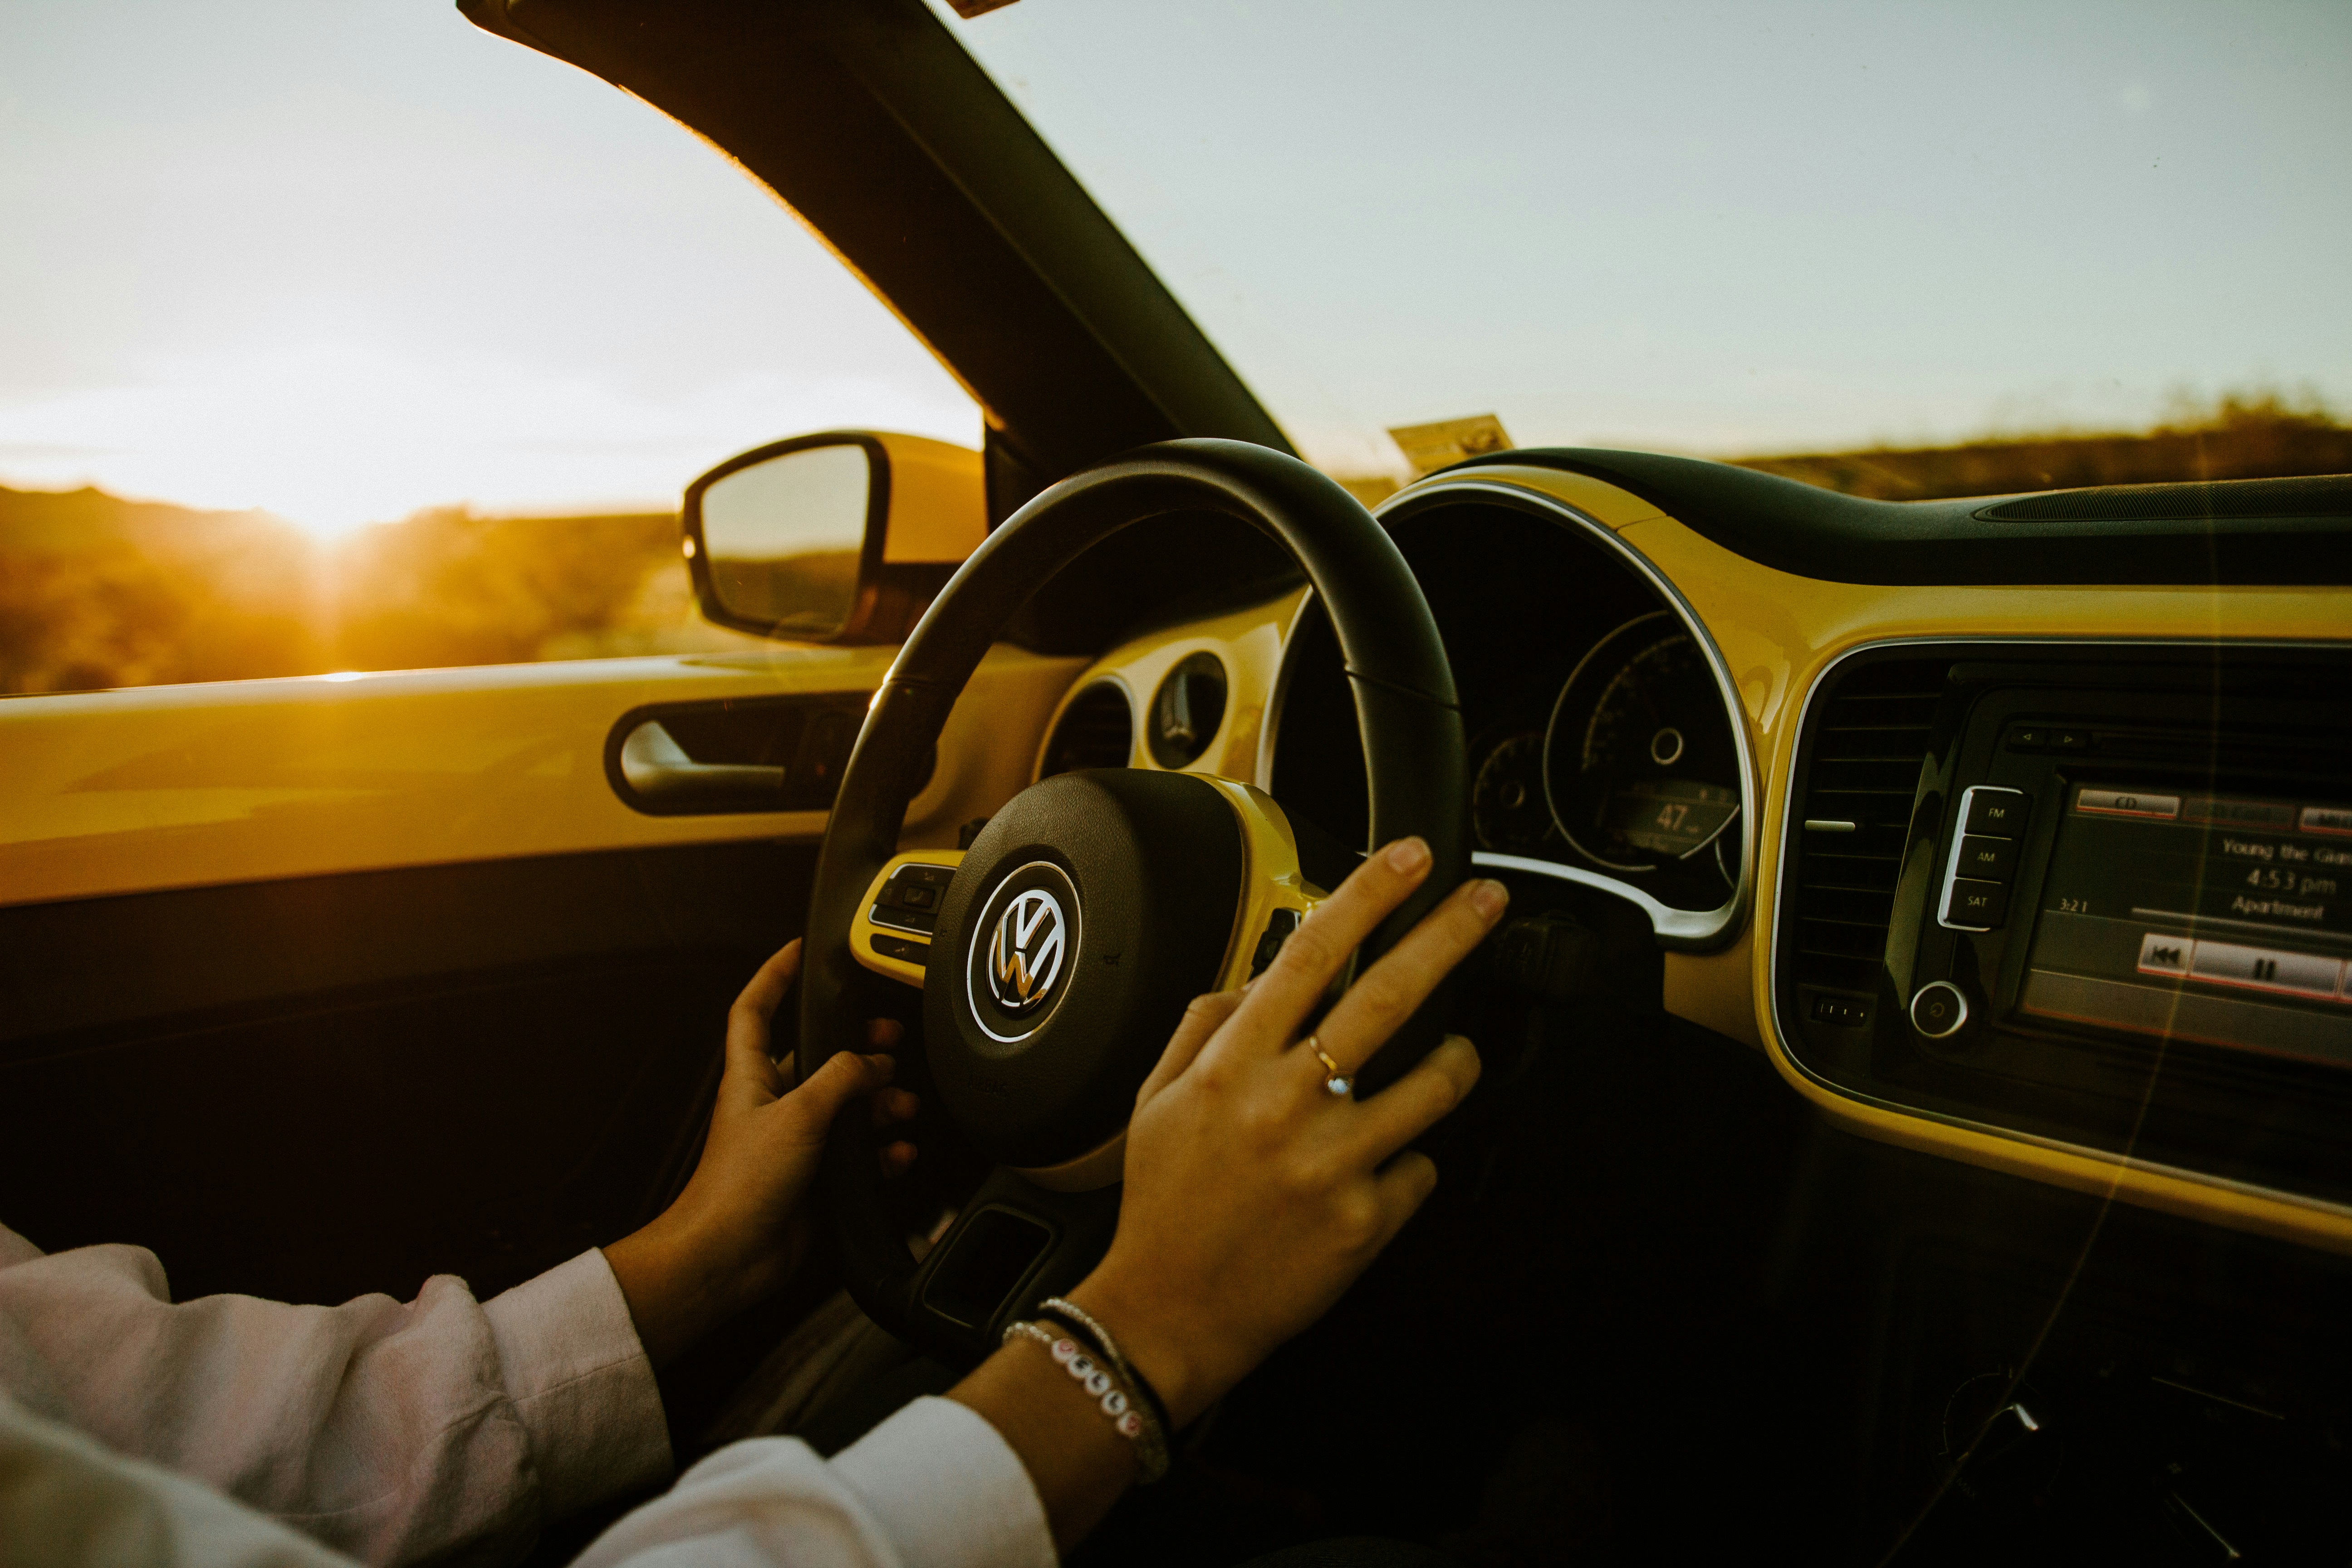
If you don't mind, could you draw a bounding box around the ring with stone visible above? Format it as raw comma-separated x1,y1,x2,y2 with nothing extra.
1303,1035,1353,1098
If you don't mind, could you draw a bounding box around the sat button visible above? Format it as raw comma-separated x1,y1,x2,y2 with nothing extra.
1946,879,2008,928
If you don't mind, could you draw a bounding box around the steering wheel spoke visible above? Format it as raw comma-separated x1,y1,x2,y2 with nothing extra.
851,849,965,986
1192,776,1329,989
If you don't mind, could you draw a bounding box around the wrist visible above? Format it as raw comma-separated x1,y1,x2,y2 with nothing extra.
1061,1270,1222,1429
604,1206,773,1367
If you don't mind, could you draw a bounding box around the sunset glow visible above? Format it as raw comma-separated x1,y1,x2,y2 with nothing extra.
1,2,976,535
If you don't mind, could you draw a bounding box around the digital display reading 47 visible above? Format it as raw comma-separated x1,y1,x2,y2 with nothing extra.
2020,784,2352,1067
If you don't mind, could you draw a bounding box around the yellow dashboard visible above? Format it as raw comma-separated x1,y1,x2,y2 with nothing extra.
1047,462,2352,1255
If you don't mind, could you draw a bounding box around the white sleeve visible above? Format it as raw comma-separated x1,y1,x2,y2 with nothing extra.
572,1398,1056,1568
0,1388,355,1568
0,1390,1058,1568
0,1225,670,1567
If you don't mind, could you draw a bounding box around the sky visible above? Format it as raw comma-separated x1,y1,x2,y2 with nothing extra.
0,1,978,534
958,0,2352,475
3,1,2347,534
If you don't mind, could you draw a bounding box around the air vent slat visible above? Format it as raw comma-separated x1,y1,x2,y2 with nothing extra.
1041,682,1134,777
1787,657,1950,998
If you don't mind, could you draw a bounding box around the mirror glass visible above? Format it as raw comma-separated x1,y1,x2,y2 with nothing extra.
700,443,872,637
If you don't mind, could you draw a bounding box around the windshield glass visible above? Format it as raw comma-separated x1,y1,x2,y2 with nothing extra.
940,1,2350,486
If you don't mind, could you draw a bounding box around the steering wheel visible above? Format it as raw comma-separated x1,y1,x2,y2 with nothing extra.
798,439,1466,1369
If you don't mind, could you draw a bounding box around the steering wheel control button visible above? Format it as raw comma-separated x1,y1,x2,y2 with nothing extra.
1911,981,1971,1040
872,862,956,934
1964,788,2032,834
871,933,928,967
1250,907,1302,978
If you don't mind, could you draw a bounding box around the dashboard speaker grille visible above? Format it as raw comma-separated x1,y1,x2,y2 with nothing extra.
1041,681,1133,775
1789,658,1948,992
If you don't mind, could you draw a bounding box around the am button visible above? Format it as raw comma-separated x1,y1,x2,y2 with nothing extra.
1956,833,2017,880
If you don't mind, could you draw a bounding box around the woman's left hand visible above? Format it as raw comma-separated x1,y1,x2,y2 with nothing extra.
604,939,918,1367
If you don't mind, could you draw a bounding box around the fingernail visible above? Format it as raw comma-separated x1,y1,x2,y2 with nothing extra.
1385,836,1431,874
1470,879,1509,919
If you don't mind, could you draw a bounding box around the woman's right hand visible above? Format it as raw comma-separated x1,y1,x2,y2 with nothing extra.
1062,835,1506,1425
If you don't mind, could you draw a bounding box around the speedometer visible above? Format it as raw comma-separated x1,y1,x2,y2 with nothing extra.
1543,612,1742,881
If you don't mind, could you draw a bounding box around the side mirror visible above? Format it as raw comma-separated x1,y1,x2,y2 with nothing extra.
684,431,986,644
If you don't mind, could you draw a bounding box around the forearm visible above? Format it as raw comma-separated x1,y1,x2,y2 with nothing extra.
945,1336,1145,1552
602,1213,775,1371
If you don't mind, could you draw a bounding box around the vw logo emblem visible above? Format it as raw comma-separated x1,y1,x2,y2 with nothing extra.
987,888,1068,1013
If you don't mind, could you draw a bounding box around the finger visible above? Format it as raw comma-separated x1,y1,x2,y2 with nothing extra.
1222,838,1435,1055
726,940,804,1090
879,1140,918,1177
780,1050,896,1139
869,1086,920,1127
1311,879,1507,1073
1137,987,1246,1107
1342,1034,1482,1160
1369,1148,1441,1242
866,1016,904,1049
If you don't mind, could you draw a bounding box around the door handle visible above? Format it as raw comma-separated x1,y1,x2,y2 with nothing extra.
617,719,785,808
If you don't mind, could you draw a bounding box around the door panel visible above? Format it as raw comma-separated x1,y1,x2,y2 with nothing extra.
0,842,802,1305
0,650,1078,1304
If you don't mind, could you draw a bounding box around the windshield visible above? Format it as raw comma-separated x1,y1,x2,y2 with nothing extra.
939,1,2351,483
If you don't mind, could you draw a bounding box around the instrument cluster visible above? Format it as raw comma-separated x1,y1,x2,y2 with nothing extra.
1268,492,1747,922
1471,610,1742,909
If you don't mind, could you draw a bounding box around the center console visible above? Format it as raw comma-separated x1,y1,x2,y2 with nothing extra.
1775,642,2352,1208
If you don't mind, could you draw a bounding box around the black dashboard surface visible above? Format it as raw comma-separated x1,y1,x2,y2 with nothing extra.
1452,451,2352,586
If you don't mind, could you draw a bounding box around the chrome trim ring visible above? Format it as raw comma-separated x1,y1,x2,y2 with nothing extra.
1260,475,1755,951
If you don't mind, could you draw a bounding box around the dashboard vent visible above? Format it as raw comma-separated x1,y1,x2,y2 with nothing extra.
1041,682,1133,776
1788,658,1949,993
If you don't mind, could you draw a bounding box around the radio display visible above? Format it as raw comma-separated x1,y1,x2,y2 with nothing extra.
2019,784,2352,1066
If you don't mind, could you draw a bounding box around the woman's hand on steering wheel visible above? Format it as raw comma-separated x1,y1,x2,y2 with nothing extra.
1062,837,1507,1425
605,938,921,1367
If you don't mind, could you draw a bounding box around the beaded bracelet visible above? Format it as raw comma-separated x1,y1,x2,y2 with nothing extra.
1037,1296,1176,1450
1002,1321,1171,1484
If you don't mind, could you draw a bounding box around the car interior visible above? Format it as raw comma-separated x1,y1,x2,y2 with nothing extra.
5,2,2351,1563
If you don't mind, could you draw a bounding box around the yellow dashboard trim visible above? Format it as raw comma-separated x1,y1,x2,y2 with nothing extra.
1035,591,1304,786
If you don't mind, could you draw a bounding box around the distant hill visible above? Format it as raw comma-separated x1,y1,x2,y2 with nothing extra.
1733,391,2352,500
10,387,2350,694
0,484,752,695
0,484,302,554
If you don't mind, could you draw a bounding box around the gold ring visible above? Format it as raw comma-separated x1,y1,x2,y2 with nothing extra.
1303,1035,1353,1098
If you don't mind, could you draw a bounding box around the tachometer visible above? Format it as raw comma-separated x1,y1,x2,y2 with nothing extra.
1543,612,1741,877
1472,730,1560,855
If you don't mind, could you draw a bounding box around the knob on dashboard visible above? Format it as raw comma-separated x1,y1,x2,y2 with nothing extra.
1910,980,1971,1040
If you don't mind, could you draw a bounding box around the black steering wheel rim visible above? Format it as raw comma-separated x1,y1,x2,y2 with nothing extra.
799,437,1466,1362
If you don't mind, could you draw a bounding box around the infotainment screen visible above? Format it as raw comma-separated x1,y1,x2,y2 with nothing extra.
2020,784,2352,1066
